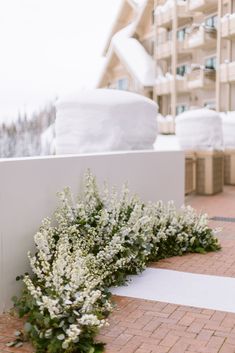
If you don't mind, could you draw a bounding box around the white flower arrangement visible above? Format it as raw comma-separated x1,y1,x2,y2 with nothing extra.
13,171,220,353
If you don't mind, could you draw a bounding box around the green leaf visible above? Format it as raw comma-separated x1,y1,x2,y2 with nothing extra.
24,322,32,333
12,296,18,303
44,317,50,326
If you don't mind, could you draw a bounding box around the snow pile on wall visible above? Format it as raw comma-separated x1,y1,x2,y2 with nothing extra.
156,73,186,84
175,109,223,151
221,111,235,149
55,89,158,155
154,134,181,151
40,124,56,155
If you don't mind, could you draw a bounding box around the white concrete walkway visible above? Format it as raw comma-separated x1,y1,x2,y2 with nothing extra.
112,268,235,313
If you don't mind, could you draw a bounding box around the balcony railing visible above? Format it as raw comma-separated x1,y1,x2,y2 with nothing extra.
187,68,216,90
155,1,189,28
221,15,235,39
177,39,190,55
185,25,217,50
188,0,218,12
156,40,172,60
155,75,188,95
156,36,189,60
220,62,235,83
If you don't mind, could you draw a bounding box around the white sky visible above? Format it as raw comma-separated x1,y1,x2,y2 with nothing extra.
0,0,122,122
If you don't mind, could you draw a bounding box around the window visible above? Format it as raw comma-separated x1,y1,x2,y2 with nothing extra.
117,78,129,91
176,64,188,76
177,27,187,42
205,56,217,70
152,10,155,25
176,105,188,115
205,15,218,29
204,101,216,110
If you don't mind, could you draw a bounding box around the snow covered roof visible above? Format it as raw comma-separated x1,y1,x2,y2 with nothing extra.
128,0,147,7
102,0,137,55
98,1,162,88
113,33,156,87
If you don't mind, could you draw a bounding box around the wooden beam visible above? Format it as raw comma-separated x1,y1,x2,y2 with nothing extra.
216,0,222,112
153,0,158,103
171,0,177,118
227,0,232,111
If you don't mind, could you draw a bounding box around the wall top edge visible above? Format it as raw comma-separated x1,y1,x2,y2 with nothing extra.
0,149,183,164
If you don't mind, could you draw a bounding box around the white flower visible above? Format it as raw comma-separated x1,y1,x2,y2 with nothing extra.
66,324,81,341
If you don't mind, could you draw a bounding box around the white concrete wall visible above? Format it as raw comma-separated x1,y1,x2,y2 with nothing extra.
0,150,184,312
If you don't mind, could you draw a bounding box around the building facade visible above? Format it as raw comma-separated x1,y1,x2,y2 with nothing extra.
97,0,235,117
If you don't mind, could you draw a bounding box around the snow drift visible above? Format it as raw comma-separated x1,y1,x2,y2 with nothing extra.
175,109,223,151
55,89,158,155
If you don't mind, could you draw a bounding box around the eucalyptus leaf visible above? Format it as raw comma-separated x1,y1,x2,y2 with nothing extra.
24,322,32,332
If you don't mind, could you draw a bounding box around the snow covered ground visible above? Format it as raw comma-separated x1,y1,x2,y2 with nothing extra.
154,134,181,151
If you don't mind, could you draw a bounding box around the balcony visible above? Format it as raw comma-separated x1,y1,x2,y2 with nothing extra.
220,62,235,83
155,1,189,28
188,0,218,13
156,40,172,60
221,15,235,39
155,75,188,95
177,39,191,56
156,34,189,61
185,25,217,50
187,67,216,90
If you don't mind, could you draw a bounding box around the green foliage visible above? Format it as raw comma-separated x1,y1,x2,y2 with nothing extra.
13,171,220,353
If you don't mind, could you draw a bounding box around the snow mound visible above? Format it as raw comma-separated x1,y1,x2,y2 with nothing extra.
175,109,223,151
55,89,158,155
221,111,235,149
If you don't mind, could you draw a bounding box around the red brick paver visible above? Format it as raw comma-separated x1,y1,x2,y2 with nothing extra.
99,296,235,353
150,187,235,277
149,237,235,277
0,315,33,352
186,186,235,220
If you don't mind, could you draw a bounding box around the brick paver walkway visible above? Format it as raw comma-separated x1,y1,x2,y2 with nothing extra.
1,186,235,353
100,296,235,353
